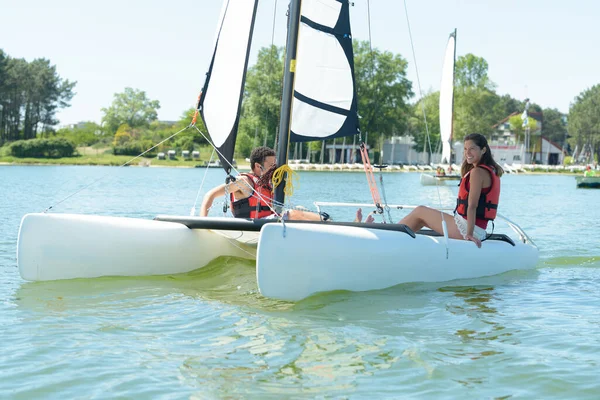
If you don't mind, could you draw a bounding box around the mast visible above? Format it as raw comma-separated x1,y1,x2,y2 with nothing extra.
274,0,302,210
450,28,457,164
439,28,456,165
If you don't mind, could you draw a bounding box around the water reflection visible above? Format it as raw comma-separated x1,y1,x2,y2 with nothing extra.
181,310,399,398
14,256,293,314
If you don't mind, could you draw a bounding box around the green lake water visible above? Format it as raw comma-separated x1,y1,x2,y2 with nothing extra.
1,165,599,399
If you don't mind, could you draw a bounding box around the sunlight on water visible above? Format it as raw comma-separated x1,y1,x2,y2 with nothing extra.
1,166,599,398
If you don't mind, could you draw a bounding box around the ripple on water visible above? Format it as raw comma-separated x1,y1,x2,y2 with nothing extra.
2,168,600,398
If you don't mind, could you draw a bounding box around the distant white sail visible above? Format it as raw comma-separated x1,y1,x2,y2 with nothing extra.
290,0,359,142
199,0,258,172
439,30,456,164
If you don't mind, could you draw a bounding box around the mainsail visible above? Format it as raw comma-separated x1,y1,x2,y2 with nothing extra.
439,29,456,164
289,0,359,142
198,0,259,174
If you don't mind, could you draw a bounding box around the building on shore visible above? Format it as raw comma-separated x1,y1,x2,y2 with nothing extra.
489,111,566,165
381,136,440,165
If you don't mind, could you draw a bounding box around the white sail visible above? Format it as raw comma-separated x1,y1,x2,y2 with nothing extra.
439,30,456,164
199,0,258,168
290,0,359,142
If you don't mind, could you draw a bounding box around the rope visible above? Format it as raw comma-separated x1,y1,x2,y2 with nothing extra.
378,169,394,223
191,92,202,126
359,143,385,220
272,164,298,198
190,148,215,216
43,125,191,213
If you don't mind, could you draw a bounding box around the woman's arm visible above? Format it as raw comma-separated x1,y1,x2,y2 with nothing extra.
466,167,484,247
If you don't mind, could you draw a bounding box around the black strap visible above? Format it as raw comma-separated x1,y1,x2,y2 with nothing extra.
481,220,495,243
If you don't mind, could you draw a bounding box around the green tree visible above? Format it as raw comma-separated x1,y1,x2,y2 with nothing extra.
509,115,538,146
408,91,440,155
23,58,76,139
568,84,600,162
453,87,500,139
541,108,567,147
353,40,414,150
55,121,104,147
101,88,160,135
0,49,8,144
237,45,284,155
0,52,74,142
455,54,495,90
178,107,208,145
113,123,133,146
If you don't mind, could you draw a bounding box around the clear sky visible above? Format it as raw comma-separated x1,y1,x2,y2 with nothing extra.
1,0,598,127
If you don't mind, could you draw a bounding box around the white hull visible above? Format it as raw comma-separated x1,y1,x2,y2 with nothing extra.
420,173,461,186
257,223,538,301
17,213,256,281
18,212,538,302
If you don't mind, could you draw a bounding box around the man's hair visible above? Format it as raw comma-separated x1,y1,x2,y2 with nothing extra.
250,146,275,170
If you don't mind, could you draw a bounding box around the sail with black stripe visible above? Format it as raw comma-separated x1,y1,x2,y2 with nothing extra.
198,0,259,174
289,0,359,142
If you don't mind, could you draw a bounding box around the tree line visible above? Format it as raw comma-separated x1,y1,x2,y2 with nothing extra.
1,43,598,163
0,49,75,145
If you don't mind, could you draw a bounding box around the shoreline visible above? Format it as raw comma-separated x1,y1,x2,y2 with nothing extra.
0,160,587,176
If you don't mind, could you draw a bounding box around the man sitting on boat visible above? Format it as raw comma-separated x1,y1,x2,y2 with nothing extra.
357,133,503,248
199,146,323,221
436,166,446,176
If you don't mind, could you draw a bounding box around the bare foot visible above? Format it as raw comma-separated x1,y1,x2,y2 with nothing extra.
365,214,375,223
354,208,363,223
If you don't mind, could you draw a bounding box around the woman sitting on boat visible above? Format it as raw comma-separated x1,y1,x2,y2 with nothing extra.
359,133,503,248
403,133,503,247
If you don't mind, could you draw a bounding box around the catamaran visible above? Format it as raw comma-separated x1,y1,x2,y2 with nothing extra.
17,0,539,301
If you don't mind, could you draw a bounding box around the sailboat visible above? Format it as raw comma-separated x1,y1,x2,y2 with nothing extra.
420,30,461,186
17,0,539,301
576,165,600,188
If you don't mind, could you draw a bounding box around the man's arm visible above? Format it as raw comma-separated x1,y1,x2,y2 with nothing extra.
199,177,253,217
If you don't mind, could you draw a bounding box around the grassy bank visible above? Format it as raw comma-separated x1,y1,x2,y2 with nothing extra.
0,146,586,175
0,146,251,169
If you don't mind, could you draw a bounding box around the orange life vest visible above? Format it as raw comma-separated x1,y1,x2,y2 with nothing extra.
455,164,500,222
230,173,274,219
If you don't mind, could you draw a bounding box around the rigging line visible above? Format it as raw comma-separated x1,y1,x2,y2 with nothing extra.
402,0,443,207
365,0,377,143
378,169,394,223
191,125,280,216
403,0,449,255
190,148,216,216
42,125,192,213
365,0,391,219
224,237,257,259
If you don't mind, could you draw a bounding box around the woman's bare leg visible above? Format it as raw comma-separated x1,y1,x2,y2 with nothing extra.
398,206,463,239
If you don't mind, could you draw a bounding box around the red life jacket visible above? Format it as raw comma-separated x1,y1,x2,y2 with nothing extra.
230,173,274,219
455,164,500,225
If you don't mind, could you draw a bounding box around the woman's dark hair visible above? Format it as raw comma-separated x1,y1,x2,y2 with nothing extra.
461,133,504,177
